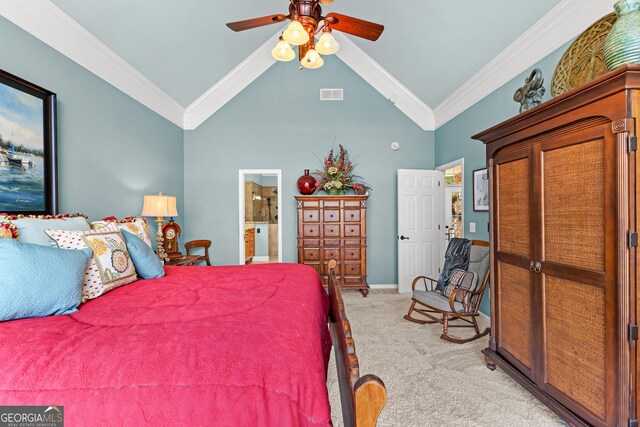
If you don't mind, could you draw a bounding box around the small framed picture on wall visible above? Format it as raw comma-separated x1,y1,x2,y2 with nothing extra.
473,168,489,211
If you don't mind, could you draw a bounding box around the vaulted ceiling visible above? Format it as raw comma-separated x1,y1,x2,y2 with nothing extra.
1,1,615,129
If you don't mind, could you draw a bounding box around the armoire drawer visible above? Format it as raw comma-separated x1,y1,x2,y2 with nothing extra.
344,248,361,260
324,248,341,261
324,210,340,222
303,210,320,222
344,209,361,222
302,249,320,261
303,224,320,237
324,224,340,237
344,224,361,237
343,262,361,276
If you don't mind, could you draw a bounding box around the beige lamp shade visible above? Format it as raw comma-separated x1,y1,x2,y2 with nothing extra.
141,192,178,219
316,31,340,55
301,48,324,69
282,20,309,46
272,39,296,62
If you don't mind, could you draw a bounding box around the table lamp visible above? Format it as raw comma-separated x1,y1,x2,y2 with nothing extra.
141,192,178,262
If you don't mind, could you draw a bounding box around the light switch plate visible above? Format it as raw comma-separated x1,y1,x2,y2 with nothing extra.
469,222,476,233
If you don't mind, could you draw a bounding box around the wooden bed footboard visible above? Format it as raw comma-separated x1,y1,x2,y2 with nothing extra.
327,260,387,427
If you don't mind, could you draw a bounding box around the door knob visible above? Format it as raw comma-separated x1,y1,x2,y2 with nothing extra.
399,235,409,240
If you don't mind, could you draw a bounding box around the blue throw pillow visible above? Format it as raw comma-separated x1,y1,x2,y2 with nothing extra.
14,216,90,247
121,230,165,279
0,239,92,321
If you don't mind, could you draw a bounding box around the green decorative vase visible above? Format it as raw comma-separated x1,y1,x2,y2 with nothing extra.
604,0,640,70
328,188,345,195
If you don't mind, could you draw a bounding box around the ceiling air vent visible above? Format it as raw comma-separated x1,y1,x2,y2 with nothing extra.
320,88,344,101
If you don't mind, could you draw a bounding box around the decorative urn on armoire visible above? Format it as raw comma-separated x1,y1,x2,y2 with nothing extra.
297,169,317,195
604,0,640,70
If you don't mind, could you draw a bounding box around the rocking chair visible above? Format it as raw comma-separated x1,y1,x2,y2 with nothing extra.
404,240,490,344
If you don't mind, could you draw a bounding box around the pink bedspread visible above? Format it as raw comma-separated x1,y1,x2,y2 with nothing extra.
0,264,332,426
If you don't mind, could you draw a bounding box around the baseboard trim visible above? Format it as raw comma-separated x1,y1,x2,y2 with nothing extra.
252,256,269,262
479,311,490,321
369,284,399,290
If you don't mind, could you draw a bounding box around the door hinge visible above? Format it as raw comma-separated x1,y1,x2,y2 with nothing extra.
438,224,441,230
629,418,638,427
629,231,638,248
438,181,441,187
630,324,639,341
438,268,441,274
629,136,638,152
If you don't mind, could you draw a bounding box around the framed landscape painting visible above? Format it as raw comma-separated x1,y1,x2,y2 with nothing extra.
473,168,489,211
0,70,57,215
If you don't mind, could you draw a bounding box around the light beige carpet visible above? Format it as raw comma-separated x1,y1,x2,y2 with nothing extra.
326,291,563,427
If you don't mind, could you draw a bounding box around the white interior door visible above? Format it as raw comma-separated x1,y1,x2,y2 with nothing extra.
397,169,445,293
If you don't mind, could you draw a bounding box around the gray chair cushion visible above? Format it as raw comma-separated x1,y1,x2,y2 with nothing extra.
413,290,463,313
467,244,490,284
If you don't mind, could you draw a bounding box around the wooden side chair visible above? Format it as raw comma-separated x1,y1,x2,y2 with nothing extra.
185,240,212,266
404,240,490,344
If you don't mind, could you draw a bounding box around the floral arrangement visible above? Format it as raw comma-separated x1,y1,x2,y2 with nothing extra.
0,221,18,239
314,145,369,195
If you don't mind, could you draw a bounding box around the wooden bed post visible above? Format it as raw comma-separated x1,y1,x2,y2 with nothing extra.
327,259,387,427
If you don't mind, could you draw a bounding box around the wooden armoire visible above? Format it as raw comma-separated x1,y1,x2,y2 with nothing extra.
296,195,369,295
473,65,640,427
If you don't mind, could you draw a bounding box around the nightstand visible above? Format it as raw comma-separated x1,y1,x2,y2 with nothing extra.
165,255,200,266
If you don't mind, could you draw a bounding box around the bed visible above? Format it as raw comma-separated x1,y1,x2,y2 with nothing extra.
0,261,386,426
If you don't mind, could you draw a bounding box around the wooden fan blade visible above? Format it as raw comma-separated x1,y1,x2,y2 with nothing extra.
226,14,288,32
325,13,384,41
319,0,334,5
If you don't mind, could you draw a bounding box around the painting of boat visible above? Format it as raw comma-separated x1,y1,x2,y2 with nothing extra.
0,69,57,214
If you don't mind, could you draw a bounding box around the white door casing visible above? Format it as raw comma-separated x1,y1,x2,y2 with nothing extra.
397,169,445,294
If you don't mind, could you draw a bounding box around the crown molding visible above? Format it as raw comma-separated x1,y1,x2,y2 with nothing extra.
433,0,615,128
183,31,281,131
0,0,185,128
334,33,435,131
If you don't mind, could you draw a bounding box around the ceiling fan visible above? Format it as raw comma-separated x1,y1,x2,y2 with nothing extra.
226,0,384,69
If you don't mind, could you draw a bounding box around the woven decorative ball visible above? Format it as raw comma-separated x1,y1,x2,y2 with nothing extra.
604,0,640,70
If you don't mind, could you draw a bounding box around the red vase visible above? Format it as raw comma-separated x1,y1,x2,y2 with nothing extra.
297,169,316,195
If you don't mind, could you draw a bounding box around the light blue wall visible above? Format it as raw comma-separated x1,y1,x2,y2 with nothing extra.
0,18,184,224
435,42,570,314
184,58,435,284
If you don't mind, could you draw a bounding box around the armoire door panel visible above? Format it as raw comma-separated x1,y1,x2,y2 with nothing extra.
496,157,531,259
497,262,534,377
542,138,606,273
542,275,608,425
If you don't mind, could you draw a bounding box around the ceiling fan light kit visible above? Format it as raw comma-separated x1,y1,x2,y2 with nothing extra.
301,46,324,69
272,37,296,61
316,29,340,55
226,0,384,70
283,19,310,45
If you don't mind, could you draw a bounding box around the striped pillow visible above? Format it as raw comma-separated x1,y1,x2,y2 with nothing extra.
442,268,478,302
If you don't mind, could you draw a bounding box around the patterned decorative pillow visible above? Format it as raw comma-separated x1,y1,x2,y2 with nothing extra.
442,268,478,302
45,224,138,302
90,217,152,248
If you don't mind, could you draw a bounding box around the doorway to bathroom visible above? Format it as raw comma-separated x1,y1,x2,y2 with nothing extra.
238,169,282,265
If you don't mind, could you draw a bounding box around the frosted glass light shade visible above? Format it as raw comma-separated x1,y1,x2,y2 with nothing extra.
316,31,340,55
283,20,310,46
141,192,178,218
271,39,296,61
301,49,324,69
